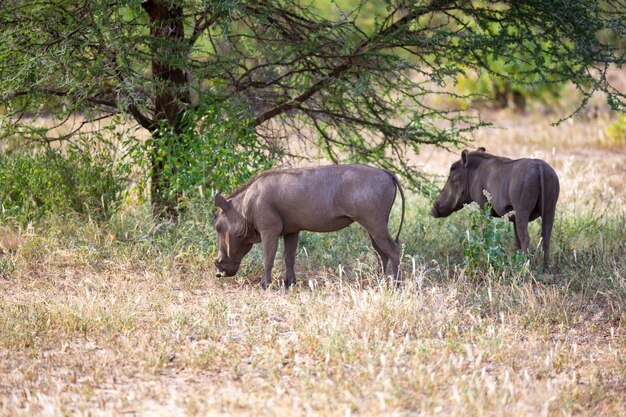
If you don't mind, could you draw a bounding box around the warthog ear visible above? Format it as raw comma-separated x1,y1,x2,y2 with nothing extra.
214,193,231,211
461,149,470,167
477,147,486,152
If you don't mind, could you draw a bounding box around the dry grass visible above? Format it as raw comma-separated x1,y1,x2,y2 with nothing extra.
1,109,626,416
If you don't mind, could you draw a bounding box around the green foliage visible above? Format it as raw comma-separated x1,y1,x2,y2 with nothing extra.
453,4,568,108
2,0,624,210
125,99,277,206
0,0,624,215
0,146,127,223
461,197,528,278
605,115,626,145
0,257,17,278
456,70,563,109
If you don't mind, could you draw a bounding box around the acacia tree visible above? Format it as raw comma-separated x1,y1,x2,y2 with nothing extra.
1,0,624,216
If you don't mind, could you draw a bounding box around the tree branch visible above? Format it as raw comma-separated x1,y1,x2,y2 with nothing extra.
251,0,459,127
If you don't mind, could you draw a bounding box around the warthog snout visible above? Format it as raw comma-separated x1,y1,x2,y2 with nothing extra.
430,201,441,218
214,259,239,277
430,200,452,218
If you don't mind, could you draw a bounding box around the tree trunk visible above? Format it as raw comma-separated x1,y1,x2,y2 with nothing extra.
512,90,527,113
492,81,509,109
142,0,189,218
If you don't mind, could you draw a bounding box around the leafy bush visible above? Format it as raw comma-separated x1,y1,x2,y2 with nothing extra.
0,146,127,223
462,194,528,277
0,257,16,278
126,99,277,207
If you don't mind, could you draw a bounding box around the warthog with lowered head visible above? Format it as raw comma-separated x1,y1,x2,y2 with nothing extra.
431,148,560,270
214,165,405,289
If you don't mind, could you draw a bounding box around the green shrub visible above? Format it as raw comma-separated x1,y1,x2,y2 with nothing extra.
125,99,278,207
0,257,16,277
0,146,127,223
462,194,528,277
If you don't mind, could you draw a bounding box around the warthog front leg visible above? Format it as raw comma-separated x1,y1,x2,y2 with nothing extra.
261,232,280,290
283,232,299,288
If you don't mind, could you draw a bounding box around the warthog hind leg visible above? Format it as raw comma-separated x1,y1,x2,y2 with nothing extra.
369,234,389,275
359,219,401,286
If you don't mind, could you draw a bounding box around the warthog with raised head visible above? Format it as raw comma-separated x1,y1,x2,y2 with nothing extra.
431,148,560,270
214,165,405,288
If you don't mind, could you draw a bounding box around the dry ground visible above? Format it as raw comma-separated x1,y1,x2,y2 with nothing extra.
1,109,625,416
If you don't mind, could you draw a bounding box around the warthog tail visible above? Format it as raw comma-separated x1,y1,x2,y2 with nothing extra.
539,165,546,234
539,163,549,268
385,170,405,244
